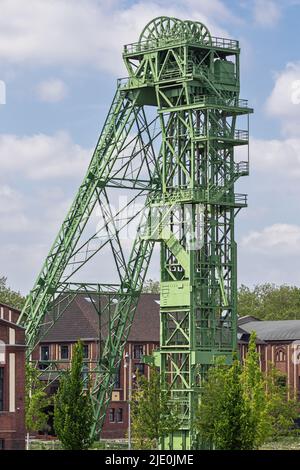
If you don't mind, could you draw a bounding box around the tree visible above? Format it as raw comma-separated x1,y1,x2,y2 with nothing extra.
53,341,94,450
131,367,180,449
142,279,160,294
196,357,253,450
265,365,299,441
238,283,300,320
25,363,51,433
240,332,269,448
0,276,25,310
194,358,227,447
196,332,299,450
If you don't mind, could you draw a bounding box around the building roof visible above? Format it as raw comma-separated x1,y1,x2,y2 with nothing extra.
237,325,265,344
41,293,160,343
240,320,300,341
42,295,298,345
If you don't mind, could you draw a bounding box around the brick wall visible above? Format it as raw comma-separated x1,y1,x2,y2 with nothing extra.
35,339,158,439
0,303,20,324
0,316,26,450
239,341,300,397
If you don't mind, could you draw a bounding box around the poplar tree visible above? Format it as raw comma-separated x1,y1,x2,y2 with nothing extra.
240,331,269,448
54,341,94,450
25,363,50,433
196,357,252,450
196,332,298,449
131,367,180,449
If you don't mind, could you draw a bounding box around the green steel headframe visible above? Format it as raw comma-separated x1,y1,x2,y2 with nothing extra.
18,16,252,449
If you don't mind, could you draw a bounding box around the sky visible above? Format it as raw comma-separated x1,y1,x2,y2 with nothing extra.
1,0,300,294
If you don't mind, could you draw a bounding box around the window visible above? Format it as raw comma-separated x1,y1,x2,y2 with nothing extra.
135,363,145,376
109,408,115,423
276,375,287,388
40,345,50,361
60,345,69,360
81,364,89,390
49,386,58,396
116,408,123,423
133,345,144,360
0,368,4,412
275,349,286,362
0,439,4,450
83,344,89,360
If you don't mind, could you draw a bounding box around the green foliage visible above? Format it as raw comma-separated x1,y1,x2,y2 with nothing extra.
265,365,299,441
25,363,51,433
240,332,269,448
195,358,227,446
238,283,300,320
142,279,160,294
0,276,25,310
53,341,94,450
196,357,254,450
261,435,300,450
131,367,180,449
196,332,299,450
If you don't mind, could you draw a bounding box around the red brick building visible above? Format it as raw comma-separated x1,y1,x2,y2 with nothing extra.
239,316,300,397
34,298,300,439
0,303,26,450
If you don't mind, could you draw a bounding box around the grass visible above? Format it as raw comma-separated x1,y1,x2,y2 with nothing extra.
260,435,300,450
29,439,128,450
30,435,300,450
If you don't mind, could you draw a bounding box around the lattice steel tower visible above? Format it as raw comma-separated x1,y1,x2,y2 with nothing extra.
18,17,252,449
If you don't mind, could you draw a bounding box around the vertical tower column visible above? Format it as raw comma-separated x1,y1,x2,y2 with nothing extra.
128,18,253,449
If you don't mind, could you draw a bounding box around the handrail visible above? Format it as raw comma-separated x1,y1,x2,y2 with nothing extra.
192,95,249,108
194,129,249,141
124,35,239,54
151,188,247,207
158,63,237,84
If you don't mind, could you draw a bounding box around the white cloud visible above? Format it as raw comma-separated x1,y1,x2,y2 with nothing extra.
0,184,32,233
0,80,6,104
242,224,300,255
253,0,281,26
0,132,90,180
266,62,300,135
0,0,236,75
250,137,300,178
0,132,91,290
0,242,49,294
0,185,23,214
37,79,68,103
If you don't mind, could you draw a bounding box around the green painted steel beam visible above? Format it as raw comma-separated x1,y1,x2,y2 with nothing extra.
19,15,251,449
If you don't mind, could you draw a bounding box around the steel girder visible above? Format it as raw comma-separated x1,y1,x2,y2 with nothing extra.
19,16,252,449
123,16,252,449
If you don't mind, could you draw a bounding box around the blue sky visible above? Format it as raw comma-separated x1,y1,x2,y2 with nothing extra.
1,0,300,294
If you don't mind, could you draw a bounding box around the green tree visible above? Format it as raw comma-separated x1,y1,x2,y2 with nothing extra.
240,332,269,448
196,357,253,450
25,363,51,433
131,367,180,449
196,332,299,449
238,283,300,320
53,341,94,450
265,365,299,441
0,276,25,310
142,279,160,294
